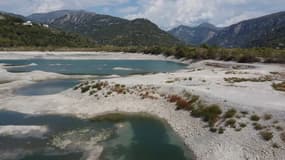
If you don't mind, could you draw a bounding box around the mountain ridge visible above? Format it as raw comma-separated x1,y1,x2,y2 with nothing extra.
28,10,181,46
169,23,220,45
169,11,285,48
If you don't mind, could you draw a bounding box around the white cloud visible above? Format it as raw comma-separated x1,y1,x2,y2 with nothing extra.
1,0,284,29
219,11,264,27
0,0,129,14
118,6,139,14
30,0,65,13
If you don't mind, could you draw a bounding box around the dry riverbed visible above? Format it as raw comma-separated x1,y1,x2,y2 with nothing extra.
0,52,285,160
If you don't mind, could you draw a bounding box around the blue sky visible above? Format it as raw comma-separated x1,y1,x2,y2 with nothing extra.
0,0,284,29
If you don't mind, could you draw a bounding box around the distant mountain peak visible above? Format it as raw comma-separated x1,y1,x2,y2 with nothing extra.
198,22,217,29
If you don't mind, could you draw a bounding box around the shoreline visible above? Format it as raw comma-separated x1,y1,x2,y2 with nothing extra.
0,52,284,160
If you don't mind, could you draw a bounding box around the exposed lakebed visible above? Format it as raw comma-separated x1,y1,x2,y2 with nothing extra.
0,111,194,160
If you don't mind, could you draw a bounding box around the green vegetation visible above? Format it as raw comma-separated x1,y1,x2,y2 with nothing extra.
250,115,260,121
223,109,237,118
272,143,280,148
0,13,95,48
224,76,272,83
240,111,249,115
225,119,236,128
281,132,285,143
263,114,273,120
260,131,273,141
239,123,247,128
191,104,222,127
272,81,285,92
218,127,225,134
209,127,217,133
253,123,264,130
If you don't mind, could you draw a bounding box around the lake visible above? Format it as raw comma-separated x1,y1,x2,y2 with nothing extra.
0,59,186,76
0,111,194,160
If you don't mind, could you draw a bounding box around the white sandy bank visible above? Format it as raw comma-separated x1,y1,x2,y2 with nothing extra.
0,125,48,138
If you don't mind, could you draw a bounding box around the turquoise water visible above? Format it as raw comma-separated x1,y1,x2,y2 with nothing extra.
0,111,194,160
15,79,79,96
0,59,186,76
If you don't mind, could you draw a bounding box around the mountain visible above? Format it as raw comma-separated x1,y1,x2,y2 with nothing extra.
169,12,285,48
169,23,220,45
0,12,94,48
28,10,181,46
208,11,285,48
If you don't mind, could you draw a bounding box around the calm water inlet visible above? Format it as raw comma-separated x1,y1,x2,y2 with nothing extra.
15,79,79,96
0,111,194,160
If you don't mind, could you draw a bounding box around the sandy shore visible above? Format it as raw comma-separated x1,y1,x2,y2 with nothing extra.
0,52,284,160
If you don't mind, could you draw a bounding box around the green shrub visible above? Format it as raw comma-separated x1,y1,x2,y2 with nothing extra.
188,95,200,105
263,114,273,120
223,109,237,118
191,104,222,127
235,128,242,132
275,126,283,131
239,123,247,128
225,119,236,128
210,128,217,133
250,115,260,121
272,143,280,148
272,81,285,92
260,131,273,141
253,123,264,130
241,111,249,115
202,105,222,127
280,132,285,143
218,127,225,134
81,86,91,93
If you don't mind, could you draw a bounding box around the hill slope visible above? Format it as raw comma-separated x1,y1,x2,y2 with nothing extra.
169,23,220,45
0,13,94,48
28,10,181,46
208,11,285,48
169,12,285,48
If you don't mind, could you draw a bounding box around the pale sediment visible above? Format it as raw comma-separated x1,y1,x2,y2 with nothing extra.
0,125,48,138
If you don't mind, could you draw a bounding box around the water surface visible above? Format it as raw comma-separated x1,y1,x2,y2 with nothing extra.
0,59,186,76
0,111,194,160
15,79,79,96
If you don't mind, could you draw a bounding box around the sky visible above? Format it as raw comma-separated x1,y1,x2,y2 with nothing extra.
0,0,284,30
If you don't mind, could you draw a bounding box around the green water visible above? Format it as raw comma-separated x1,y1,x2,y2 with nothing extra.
0,111,194,160
0,59,186,76
15,79,79,96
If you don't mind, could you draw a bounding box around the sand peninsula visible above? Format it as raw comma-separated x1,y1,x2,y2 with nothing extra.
0,51,285,160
